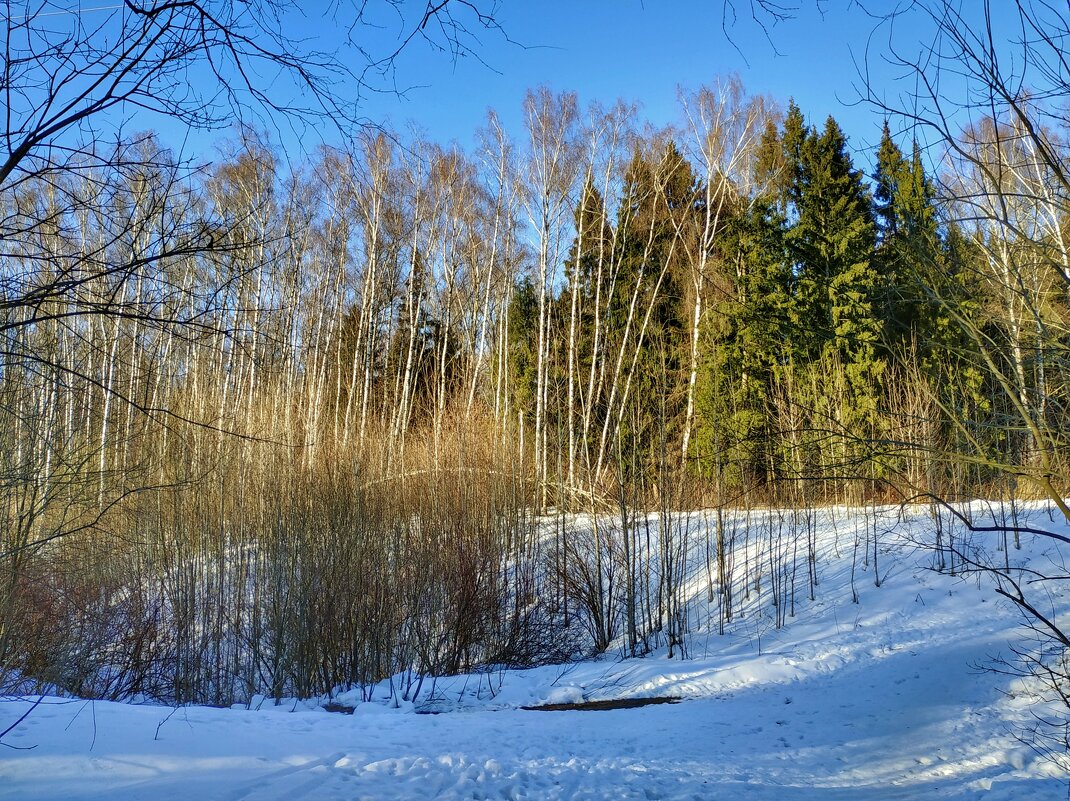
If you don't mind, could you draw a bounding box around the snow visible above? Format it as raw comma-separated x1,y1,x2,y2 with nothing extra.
3,503,1069,799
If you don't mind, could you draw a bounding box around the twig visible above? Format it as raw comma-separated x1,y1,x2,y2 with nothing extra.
0,695,44,750
155,705,182,741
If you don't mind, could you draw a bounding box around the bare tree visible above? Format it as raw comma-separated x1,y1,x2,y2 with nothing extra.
522,87,580,507
0,0,510,693
678,77,773,465
866,0,1070,764
0,0,508,524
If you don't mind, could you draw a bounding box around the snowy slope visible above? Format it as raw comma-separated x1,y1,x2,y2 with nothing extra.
2,503,1069,800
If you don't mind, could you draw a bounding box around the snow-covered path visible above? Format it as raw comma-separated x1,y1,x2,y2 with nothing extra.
2,597,1062,799
0,649,1054,800
3,507,1068,799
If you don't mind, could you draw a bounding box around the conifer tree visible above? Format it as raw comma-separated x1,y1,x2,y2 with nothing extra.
692,113,792,487
792,116,881,443
873,123,942,346
873,125,986,433
564,178,612,304
608,141,700,481
699,105,885,489
507,277,540,427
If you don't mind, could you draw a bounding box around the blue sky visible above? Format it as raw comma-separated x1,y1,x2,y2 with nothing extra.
336,1,895,158
152,1,916,170
29,1,1037,176
363,2,881,140
125,0,1034,179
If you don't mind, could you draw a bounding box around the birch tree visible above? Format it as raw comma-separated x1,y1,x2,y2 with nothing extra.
678,79,773,465
522,88,580,506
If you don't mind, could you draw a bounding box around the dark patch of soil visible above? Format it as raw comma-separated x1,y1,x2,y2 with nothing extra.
521,696,681,712
322,702,355,714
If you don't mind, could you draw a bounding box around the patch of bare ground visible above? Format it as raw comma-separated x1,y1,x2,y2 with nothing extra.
521,697,681,712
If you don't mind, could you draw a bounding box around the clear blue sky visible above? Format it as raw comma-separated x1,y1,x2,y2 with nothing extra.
363,2,885,144
306,1,903,165
150,1,995,173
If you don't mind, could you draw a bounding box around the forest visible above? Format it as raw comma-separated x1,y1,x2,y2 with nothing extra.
1,0,1068,719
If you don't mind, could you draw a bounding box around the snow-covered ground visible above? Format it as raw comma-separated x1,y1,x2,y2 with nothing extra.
3,503,1070,799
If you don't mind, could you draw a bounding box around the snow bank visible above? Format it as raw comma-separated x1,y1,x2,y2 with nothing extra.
2,502,1068,799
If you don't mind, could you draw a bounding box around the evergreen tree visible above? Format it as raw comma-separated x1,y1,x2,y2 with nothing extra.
693,196,792,486
791,116,881,436
873,123,941,346
564,177,612,304
792,118,877,341
613,141,698,330
507,276,540,424
609,140,701,480
697,105,885,489
692,119,793,487
873,121,909,243
780,100,807,212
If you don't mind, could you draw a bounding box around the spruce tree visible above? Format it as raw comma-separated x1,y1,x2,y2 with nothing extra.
792,116,881,437
507,277,540,424
609,140,701,481
564,177,612,304
873,124,942,347
692,120,792,487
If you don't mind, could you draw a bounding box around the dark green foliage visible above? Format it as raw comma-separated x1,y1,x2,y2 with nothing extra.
612,142,696,343
873,124,942,347
564,177,613,304
692,193,790,487
493,102,1005,505
694,104,890,489
791,117,878,355
610,141,701,478
507,277,540,422
872,126,992,474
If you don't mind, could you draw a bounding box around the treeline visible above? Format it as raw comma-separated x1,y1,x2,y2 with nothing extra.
512,88,1063,509
1,77,1067,703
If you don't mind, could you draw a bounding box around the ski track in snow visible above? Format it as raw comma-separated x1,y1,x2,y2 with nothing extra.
2,505,1069,799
